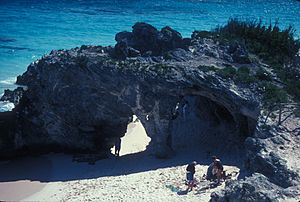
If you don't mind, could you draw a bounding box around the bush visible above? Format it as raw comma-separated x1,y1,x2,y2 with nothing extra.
274,67,300,101
192,30,215,41
215,66,256,84
217,66,236,78
286,81,300,101
235,66,255,84
214,18,300,102
215,18,300,66
238,66,250,74
259,82,288,105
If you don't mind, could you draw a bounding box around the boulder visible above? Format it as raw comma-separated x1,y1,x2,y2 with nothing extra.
113,22,188,58
158,26,183,52
115,31,134,43
210,173,300,202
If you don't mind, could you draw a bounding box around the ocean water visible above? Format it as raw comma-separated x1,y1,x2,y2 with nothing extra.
0,0,300,102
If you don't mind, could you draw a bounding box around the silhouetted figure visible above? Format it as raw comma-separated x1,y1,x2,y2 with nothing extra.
114,137,121,157
186,161,197,191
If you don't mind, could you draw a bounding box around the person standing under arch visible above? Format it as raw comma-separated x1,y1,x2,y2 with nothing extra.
114,137,121,157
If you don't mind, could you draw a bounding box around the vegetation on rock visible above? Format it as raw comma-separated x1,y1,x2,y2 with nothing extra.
215,18,300,65
216,19,300,102
194,19,300,103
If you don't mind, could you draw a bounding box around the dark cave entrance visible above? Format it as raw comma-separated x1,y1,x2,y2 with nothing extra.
93,94,256,161
170,95,256,155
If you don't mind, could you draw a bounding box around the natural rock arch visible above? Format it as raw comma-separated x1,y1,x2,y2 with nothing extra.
0,22,260,159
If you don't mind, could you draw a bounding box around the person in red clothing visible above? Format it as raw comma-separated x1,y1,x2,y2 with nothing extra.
186,161,197,191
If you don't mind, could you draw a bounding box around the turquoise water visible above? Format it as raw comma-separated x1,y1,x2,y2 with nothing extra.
0,0,300,95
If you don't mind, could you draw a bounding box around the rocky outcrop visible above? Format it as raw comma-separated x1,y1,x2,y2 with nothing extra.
210,173,300,202
113,22,190,59
0,87,24,105
1,22,300,200
245,135,299,188
210,104,300,201
0,22,257,159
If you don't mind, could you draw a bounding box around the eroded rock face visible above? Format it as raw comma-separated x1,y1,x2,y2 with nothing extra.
210,104,300,201
1,22,299,200
210,173,300,202
10,45,258,157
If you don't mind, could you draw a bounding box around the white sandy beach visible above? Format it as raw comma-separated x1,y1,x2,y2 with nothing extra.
0,120,242,202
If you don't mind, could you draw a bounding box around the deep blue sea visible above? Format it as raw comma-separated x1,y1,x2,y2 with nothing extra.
0,0,300,110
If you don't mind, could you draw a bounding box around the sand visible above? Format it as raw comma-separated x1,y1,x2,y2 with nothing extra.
0,119,242,202
0,180,46,201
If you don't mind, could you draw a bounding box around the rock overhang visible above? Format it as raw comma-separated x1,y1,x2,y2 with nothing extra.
0,22,262,158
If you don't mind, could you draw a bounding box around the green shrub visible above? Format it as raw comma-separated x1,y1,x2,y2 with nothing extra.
274,68,300,101
259,82,288,104
238,66,250,74
286,81,300,101
214,18,300,102
235,66,255,84
217,66,236,78
192,30,215,40
215,18,300,66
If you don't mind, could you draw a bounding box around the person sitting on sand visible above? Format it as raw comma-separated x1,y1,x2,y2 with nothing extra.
206,156,224,182
114,137,121,157
206,156,216,181
211,156,224,184
186,161,197,191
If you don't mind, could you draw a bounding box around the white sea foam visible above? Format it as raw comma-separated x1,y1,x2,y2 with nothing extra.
0,101,15,112
0,77,16,85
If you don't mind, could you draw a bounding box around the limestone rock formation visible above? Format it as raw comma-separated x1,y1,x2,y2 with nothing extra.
113,22,190,59
1,22,300,201
210,173,300,202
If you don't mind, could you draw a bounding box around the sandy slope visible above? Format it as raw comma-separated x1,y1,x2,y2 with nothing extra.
0,120,242,202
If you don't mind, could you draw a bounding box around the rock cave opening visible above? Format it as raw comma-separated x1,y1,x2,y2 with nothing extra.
170,95,256,160
110,115,151,156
